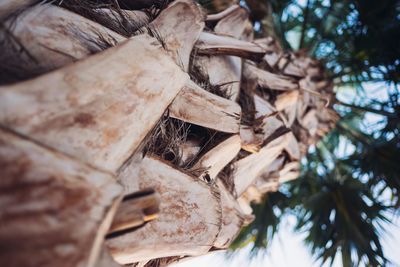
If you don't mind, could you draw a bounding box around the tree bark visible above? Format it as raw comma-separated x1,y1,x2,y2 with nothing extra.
0,1,338,265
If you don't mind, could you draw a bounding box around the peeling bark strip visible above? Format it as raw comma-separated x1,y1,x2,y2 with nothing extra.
192,135,241,180
0,34,188,173
0,128,123,267
214,5,253,41
275,90,300,111
148,0,205,71
196,32,265,61
0,4,125,83
244,63,299,90
107,156,221,264
169,80,241,133
278,161,300,183
234,132,293,196
205,4,241,21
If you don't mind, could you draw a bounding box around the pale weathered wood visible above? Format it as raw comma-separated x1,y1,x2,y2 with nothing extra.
278,161,300,183
3,3,230,141
301,108,318,137
234,132,293,196
256,176,280,193
296,91,311,121
260,115,285,141
315,101,339,123
254,156,286,193
254,37,282,68
213,180,249,249
196,32,265,61
282,103,297,127
0,128,123,267
240,126,262,153
277,54,306,77
1,1,201,76
263,52,281,68
204,5,253,102
107,156,221,264
95,8,150,31
306,66,322,79
0,34,188,173
254,94,276,116
255,157,297,188
254,37,282,54
253,94,284,140
242,185,263,203
206,4,240,21
0,0,34,19
193,55,242,101
275,90,300,111
191,135,241,180
254,162,299,193
108,190,160,234
169,80,241,133
236,188,263,221
244,63,299,91
200,8,245,101
316,122,333,137
265,156,286,174
1,4,125,76
284,132,301,161
214,6,253,41
252,157,283,194
299,76,331,107
149,0,205,71
237,196,254,215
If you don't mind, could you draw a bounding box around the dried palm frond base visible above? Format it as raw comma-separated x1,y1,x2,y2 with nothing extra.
0,1,338,266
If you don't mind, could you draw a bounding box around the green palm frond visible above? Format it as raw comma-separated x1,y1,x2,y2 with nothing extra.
229,191,289,255
289,146,391,266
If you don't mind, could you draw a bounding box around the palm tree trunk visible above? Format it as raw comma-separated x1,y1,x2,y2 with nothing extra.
0,0,337,266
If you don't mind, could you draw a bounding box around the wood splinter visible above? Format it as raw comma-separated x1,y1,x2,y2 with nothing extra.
196,32,266,61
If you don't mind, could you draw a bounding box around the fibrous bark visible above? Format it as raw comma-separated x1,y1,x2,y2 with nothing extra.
0,0,338,266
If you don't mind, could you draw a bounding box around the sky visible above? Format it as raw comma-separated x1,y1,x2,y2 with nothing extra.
171,215,400,267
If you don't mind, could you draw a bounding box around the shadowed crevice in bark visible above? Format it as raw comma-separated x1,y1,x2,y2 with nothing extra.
188,48,235,99
54,0,170,36
218,162,237,196
141,111,232,178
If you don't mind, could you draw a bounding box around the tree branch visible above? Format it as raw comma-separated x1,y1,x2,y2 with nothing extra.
336,101,396,118
299,0,310,49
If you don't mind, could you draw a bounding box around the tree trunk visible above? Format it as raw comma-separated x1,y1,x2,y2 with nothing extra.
0,0,338,266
